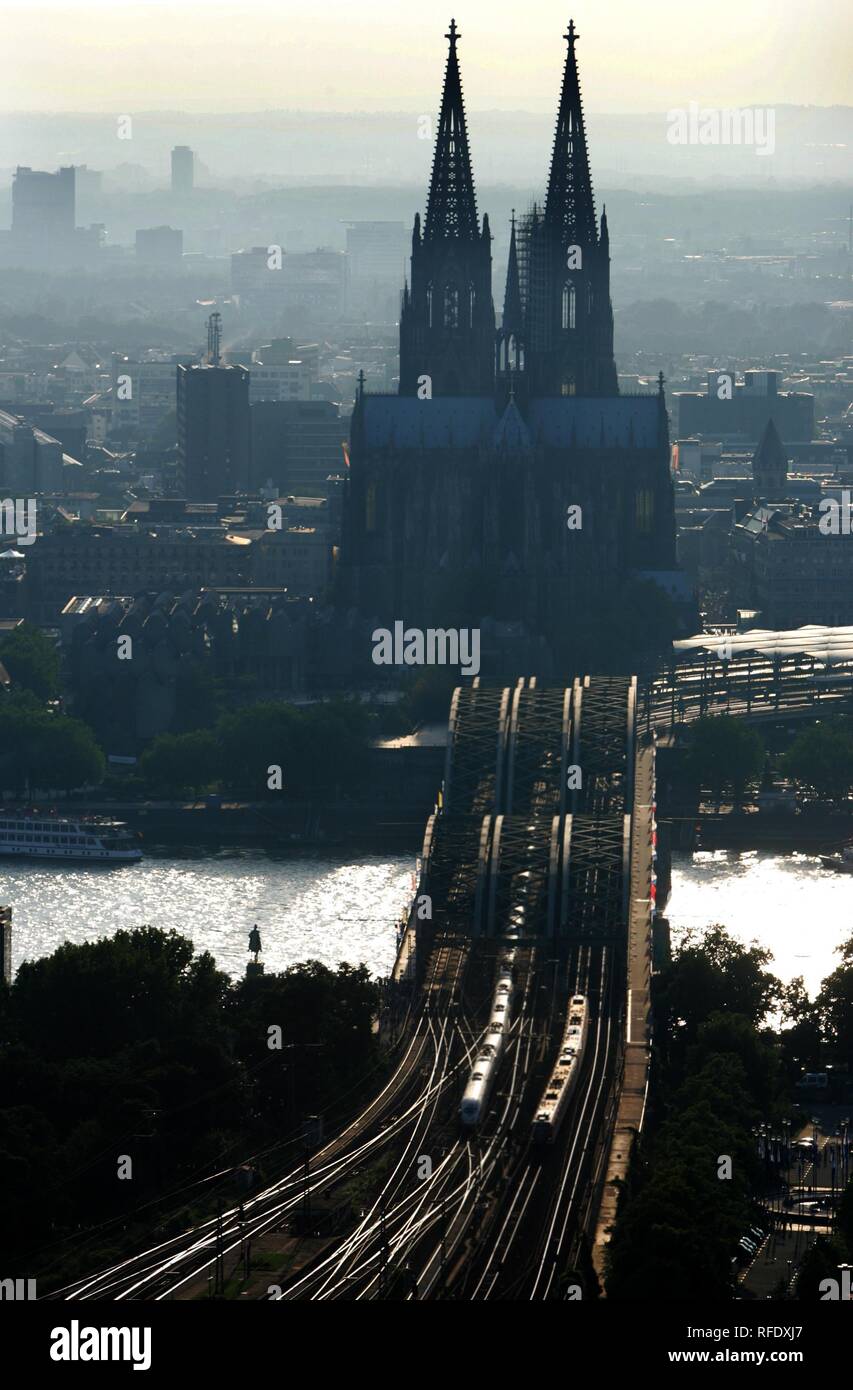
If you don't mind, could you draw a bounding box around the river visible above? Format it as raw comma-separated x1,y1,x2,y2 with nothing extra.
1,848,414,982
669,849,853,996
2,846,850,996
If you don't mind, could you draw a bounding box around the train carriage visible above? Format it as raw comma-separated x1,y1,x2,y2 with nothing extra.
532,995,589,1143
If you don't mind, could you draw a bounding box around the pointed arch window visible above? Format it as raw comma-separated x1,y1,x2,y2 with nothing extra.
507,334,518,371
365,481,377,533
562,282,577,331
426,284,433,328
561,376,576,397
444,284,459,329
469,285,476,326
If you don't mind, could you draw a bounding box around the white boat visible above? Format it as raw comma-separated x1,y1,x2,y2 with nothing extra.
819,845,853,873
0,810,143,863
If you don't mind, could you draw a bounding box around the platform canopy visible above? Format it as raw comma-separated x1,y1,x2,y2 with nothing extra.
674,624,853,663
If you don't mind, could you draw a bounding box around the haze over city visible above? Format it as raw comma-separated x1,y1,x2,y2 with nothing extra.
1,0,853,1353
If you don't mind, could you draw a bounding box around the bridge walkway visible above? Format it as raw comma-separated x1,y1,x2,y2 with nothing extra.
591,734,655,1284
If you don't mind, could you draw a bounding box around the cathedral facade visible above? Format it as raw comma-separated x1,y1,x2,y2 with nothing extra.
339,20,678,674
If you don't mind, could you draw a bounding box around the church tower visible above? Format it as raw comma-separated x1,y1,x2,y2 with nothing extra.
521,21,618,397
752,417,788,499
399,20,495,397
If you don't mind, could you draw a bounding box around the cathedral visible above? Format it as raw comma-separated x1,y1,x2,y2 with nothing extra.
339,20,679,675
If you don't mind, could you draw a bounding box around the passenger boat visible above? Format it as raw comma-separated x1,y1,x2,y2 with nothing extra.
0,809,142,863
819,845,853,873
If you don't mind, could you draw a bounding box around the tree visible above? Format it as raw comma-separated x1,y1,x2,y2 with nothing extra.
216,699,370,798
34,716,105,792
779,976,823,1083
685,715,765,803
0,695,104,794
139,730,220,797
0,623,60,700
657,925,782,1044
816,935,853,1075
782,721,853,804
406,669,458,726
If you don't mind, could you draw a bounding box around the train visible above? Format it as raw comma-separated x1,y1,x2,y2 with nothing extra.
459,947,517,1128
531,995,589,1144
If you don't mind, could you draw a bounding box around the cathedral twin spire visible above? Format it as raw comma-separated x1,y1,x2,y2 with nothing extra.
424,19,481,242
403,18,616,400
544,20,598,248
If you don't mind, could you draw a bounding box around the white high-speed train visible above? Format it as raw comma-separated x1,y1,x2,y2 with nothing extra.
531,995,589,1144
459,948,517,1128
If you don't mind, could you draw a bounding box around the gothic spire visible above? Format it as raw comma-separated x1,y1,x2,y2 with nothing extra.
502,210,523,333
424,19,480,241
544,19,597,247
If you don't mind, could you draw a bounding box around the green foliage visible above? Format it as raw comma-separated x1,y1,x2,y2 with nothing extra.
135,698,373,799
781,720,853,804
229,962,379,1127
606,925,786,1301
778,976,824,1082
657,925,782,1044
406,669,458,726
0,622,60,700
816,934,853,1074
606,1054,759,1300
0,928,380,1278
0,693,105,793
139,730,220,796
685,715,765,801
216,698,371,798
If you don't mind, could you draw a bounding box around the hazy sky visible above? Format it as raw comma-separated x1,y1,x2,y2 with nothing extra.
3,0,851,113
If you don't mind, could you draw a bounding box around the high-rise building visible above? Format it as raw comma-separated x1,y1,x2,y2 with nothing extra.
171,146,194,196
135,226,183,266
339,20,679,673
251,400,345,496
177,363,250,500
12,165,75,239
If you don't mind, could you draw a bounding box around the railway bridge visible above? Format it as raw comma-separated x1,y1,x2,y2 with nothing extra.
411,675,640,954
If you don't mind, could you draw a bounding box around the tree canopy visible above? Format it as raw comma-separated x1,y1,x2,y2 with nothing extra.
0,622,60,700
782,720,853,804
685,715,765,802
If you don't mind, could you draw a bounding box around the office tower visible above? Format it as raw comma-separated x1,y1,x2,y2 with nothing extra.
177,322,250,499
135,226,183,266
171,146,194,196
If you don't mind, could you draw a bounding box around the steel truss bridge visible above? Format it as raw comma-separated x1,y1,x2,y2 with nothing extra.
54,675,650,1303
416,675,636,950
644,643,853,731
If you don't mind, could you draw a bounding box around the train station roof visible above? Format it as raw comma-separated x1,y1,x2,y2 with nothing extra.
674,624,853,662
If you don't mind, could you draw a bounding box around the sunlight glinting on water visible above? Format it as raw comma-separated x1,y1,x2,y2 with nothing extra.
668,849,853,997
1,850,414,981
